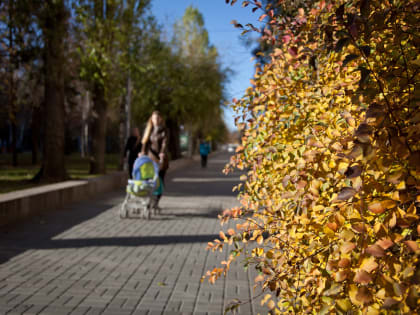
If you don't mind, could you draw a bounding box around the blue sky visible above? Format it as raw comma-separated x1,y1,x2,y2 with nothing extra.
150,0,262,131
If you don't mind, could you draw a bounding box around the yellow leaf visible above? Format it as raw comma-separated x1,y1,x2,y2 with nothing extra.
253,247,264,256
349,284,363,307
396,181,406,190
313,205,324,211
360,256,378,273
267,300,275,309
266,250,275,259
340,229,355,242
366,305,380,315
382,200,397,209
338,162,349,174
261,294,271,305
336,299,352,312
376,288,386,299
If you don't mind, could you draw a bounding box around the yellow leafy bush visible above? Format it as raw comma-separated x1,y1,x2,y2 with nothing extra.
206,0,419,313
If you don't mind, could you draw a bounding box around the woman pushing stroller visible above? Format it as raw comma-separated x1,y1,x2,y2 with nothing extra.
138,110,169,211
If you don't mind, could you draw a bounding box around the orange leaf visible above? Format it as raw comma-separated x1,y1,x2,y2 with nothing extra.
338,258,351,268
227,228,235,236
360,257,378,273
352,222,367,233
354,270,372,284
297,180,307,189
259,14,267,22
356,286,373,304
341,242,356,254
376,238,393,250
255,274,265,282
327,222,338,232
335,270,348,282
404,240,419,252
365,244,385,257
383,298,399,308
368,201,384,214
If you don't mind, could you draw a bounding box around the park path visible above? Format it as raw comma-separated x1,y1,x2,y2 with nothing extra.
0,152,266,315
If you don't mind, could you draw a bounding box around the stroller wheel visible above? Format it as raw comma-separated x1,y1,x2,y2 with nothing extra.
153,206,161,216
142,206,150,220
120,205,127,219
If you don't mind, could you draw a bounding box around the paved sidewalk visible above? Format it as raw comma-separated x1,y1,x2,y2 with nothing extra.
0,152,266,315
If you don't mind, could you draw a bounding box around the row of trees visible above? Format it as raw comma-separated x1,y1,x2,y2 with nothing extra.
0,1,228,181
208,0,419,313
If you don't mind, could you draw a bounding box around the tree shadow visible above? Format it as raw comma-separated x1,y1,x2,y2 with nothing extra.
0,152,236,265
122,207,223,221
0,192,121,265
11,234,220,250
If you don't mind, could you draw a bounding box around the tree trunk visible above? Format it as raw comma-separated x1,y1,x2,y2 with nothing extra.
90,83,107,174
81,91,90,157
39,0,67,182
167,119,181,160
118,96,125,170
10,115,18,167
8,0,18,167
119,75,131,170
31,106,42,165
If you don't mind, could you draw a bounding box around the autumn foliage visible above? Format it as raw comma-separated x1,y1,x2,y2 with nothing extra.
206,0,420,313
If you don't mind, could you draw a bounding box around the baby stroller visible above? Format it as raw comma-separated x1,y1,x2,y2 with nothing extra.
120,155,161,219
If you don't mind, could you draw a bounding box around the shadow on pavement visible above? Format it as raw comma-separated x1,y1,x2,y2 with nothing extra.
0,195,120,265
12,234,220,250
0,152,236,265
165,173,242,197
123,208,222,220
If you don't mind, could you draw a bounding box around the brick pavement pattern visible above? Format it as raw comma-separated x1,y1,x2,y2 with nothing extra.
0,152,266,315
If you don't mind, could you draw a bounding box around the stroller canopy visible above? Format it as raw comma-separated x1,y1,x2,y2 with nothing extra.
132,155,159,181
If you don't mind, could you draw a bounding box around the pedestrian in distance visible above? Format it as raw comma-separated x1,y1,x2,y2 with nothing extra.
124,127,142,179
139,110,169,210
199,138,211,168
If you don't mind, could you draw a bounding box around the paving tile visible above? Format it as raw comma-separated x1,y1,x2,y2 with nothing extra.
0,153,265,315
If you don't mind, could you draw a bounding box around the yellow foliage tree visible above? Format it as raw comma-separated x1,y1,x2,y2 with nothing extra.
206,0,419,313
